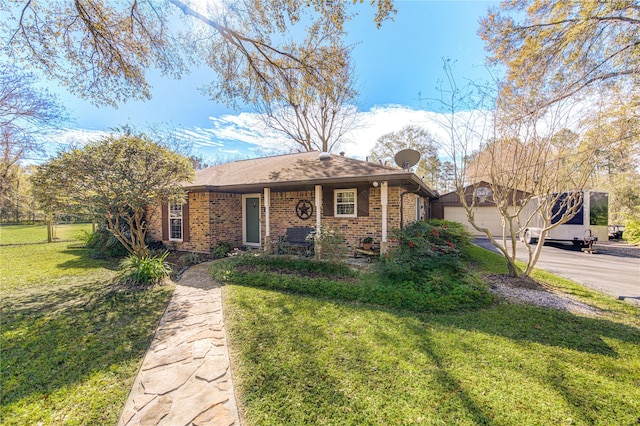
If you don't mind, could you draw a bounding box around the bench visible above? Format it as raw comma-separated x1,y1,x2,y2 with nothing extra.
277,227,315,255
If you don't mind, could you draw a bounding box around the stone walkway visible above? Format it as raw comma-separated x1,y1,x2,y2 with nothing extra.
118,262,240,426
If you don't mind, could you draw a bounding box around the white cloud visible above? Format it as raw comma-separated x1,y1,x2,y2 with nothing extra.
39,105,492,165
172,105,490,162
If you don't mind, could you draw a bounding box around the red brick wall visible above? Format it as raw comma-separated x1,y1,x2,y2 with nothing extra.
323,187,382,249
146,191,242,254
146,186,430,253
267,190,317,245
209,192,242,248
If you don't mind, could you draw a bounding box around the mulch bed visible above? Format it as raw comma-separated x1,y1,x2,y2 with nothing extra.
484,273,547,291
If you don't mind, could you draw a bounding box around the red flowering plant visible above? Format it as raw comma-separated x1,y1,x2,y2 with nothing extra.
376,219,473,293
391,219,469,258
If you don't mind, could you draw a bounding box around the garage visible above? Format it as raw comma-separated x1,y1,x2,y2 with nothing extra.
444,206,514,237
431,182,528,238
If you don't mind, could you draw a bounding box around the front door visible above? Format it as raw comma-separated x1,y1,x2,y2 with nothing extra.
243,194,261,246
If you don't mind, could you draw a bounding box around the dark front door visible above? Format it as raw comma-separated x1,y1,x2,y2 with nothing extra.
244,195,261,245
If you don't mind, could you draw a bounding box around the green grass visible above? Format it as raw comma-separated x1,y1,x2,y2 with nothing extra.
225,286,640,425
221,247,640,425
0,242,111,291
0,239,173,425
0,223,93,245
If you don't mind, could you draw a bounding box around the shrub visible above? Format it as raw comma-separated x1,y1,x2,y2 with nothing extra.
212,241,234,259
376,220,472,292
119,251,172,285
210,255,493,313
314,227,349,261
180,252,203,266
82,225,128,258
623,218,640,245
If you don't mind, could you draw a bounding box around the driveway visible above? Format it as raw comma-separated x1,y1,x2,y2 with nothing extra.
474,238,640,305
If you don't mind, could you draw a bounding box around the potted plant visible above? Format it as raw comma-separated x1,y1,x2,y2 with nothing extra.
362,236,374,251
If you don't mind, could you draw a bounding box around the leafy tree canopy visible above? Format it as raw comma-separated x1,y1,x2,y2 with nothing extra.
0,63,66,204
479,0,640,112
2,0,396,108
369,125,441,188
31,133,194,256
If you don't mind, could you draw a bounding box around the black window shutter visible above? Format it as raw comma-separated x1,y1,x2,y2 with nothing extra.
182,200,190,242
357,187,369,217
323,188,334,216
161,203,168,240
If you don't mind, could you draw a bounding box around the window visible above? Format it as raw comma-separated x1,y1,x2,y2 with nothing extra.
335,189,357,217
169,202,183,240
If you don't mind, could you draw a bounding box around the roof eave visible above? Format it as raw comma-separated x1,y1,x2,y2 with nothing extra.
185,173,438,199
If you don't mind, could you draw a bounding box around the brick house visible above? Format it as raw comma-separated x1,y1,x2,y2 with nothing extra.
147,151,438,254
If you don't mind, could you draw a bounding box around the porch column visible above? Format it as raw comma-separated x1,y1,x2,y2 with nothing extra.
380,181,389,254
315,185,322,260
264,187,271,252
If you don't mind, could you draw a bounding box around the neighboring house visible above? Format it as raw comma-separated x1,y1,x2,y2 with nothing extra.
431,181,529,237
147,151,438,254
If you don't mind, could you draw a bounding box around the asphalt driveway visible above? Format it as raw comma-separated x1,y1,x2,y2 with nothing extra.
474,238,640,305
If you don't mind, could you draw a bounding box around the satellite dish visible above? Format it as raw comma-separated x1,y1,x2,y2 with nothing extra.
318,152,331,161
394,149,421,170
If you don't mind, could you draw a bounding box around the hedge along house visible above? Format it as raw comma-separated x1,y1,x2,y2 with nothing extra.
146,151,438,254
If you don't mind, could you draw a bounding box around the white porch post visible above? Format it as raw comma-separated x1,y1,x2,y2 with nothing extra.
264,187,271,252
381,181,389,253
315,185,322,259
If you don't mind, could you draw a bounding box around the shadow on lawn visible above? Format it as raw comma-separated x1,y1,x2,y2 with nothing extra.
228,294,368,423
422,302,640,357
225,283,640,424
56,249,121,271
0,277,171,412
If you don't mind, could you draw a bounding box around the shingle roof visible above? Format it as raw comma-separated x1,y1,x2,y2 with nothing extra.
186,151,436,197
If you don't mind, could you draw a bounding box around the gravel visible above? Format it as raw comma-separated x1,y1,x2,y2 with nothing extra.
486,274,604,316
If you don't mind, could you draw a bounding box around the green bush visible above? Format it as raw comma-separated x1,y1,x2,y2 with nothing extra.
212,241,234,259
120,251,172,285
314,227,349,261
210,254,493,313
376,220,471,292
623,218,640,245
180,252,203,266
228,255,358,278
82,225,129,258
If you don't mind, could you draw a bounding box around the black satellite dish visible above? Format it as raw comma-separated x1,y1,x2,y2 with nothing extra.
394,149,421,170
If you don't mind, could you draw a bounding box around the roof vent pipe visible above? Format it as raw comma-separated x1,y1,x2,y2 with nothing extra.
319,152,331,161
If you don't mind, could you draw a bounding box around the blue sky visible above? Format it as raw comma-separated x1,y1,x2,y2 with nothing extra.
43,0,498,162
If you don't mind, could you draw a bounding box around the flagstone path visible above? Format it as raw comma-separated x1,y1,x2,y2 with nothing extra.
118,261,240,426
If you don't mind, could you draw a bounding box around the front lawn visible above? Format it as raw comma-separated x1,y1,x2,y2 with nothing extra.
219,249,640,425
0,223,93,245
0,241,173,425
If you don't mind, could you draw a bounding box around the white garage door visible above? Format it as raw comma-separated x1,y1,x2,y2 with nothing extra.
444,206,514,237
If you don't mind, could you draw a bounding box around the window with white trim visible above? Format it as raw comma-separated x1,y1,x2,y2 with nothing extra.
335,189,357,217
169,202,183,241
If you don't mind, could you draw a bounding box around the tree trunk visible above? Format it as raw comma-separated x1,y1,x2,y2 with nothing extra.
46,215,54,243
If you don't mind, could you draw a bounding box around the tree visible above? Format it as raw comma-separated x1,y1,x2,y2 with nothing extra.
580,107,640,224
254,46,359,153
431,59,602,277
31,133,194,256
3,1,396,108
369,125,441,187
0,64,66,212
479,0,640,113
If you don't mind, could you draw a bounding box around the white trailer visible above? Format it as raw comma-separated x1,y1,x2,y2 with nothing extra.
521,191,609,248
